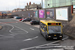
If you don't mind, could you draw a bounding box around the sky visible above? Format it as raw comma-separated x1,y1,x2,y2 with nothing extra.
0,0,42,11
0,0,75,11
73,5,75,8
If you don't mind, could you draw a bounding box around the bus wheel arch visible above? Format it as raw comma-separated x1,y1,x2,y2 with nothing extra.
45,35,48,41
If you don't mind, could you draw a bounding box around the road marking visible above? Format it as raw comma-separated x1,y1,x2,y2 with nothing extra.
23,36,38,41
1,23,15,34
9,25,14,33
15,26,28,33
0,22,28,34
62,36,68,41
30,28,34,30
0,22,14,34
21,40,60,50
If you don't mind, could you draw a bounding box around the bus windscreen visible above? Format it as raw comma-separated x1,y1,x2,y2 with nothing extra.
48,26,61,34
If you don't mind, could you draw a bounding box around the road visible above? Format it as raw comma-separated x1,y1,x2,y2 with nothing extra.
0,19,68,50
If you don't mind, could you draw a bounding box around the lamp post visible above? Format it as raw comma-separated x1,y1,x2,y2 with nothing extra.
41,0,43,8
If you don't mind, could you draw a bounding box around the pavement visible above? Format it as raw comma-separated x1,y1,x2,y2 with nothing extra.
63,14,75,39
60,39,75,46
59,39,75,50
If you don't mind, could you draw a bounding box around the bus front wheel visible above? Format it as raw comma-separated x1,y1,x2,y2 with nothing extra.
40,30,42,35
45,35,48,41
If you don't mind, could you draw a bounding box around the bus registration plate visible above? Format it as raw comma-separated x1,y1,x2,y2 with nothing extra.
53,37,57,39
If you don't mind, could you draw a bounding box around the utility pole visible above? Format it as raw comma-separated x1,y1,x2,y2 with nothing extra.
41,0,43,8
19,0,20,8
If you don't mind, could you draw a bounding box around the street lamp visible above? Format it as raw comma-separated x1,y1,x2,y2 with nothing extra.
41,0,43,8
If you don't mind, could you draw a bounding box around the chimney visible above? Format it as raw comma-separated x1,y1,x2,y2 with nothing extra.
29,2,31,5
27,3,28,6
33,3,35,4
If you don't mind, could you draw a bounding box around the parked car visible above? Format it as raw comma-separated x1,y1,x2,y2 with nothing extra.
19,18,23,21
14,16,18,19
19,18,26,21
22,18,31,22
14,16,22,19
16,17,22,19
30,20,40,25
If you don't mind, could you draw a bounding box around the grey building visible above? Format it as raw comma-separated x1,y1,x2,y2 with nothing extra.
44,0,75,8
25,2,42,11
12,8,24,12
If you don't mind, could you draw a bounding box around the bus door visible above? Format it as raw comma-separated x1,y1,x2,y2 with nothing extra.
42,25,47,37
40,23,47,36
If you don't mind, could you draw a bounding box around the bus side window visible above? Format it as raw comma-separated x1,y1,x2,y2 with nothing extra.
40,22,42,28
40,22,44,29
40,22,47,31
44,26,47,31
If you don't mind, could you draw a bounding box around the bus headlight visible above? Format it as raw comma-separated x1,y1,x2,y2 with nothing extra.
59,36,62,37
48,36,51,37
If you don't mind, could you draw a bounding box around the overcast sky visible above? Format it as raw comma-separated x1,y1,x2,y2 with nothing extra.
0,0,42,11
1,0,74,11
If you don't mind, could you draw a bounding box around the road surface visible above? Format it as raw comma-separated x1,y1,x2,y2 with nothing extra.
0,19,68,50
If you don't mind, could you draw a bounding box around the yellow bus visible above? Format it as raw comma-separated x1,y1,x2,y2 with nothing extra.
40,20,63,40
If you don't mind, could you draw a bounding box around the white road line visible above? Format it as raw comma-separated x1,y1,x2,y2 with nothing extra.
23,36,38,41
0,22,28,33
62,36,68,41
14,26,28,33
0,23,15,34
9,25,14,33
30,28,34,30
21,40,60,50
23,39,32,41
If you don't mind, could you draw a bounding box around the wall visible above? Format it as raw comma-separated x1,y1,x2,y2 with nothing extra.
11,6,73,26
11,10,34,18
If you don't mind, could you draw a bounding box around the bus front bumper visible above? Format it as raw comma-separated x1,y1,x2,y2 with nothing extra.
47,34,63,40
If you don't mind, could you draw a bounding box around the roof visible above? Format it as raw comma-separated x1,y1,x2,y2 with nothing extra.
40,20,61,25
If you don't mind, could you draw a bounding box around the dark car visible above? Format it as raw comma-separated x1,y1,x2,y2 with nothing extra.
30,20,40,25
22,18,31,22
16,16,22,19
